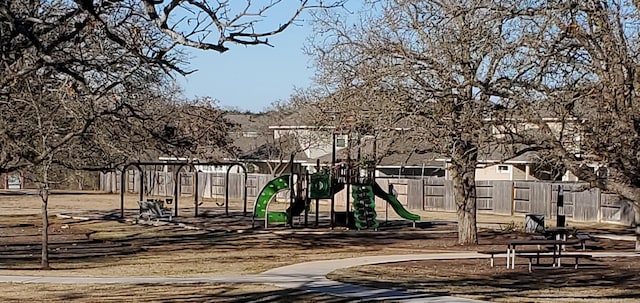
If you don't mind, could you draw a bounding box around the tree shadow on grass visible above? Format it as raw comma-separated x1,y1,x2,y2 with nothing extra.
0,211,634,277
0,214,458,271
1,283,362,303
330,257,640,302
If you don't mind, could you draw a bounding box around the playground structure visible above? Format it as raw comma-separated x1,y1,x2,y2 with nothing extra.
253,141,421,230
115,133,420,229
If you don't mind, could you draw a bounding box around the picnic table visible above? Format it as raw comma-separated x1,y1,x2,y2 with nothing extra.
506,239,580,269
544,226,576,241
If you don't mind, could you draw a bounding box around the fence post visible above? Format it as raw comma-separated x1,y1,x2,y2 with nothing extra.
597,188,602,223
557,185,565,227
511,181,515,216
422,178,426,211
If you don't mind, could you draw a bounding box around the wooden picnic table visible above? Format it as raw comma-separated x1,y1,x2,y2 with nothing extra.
506,239,579,269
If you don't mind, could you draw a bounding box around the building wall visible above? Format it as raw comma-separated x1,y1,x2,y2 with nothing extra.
492,121,583,156
511,164,535,180
0,173,24,189
475,164,513,181
272,128,347,160
474,164,534,181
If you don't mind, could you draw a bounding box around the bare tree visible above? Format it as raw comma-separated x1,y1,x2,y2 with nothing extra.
4,71,232,268
1,0,347,75
1,0,348,173
0,0,346,268
307,0,533,244
235,100,329,176
503,1,640,249
0,1,233,268
138,0,347,53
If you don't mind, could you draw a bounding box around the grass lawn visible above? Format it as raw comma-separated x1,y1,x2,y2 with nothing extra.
1,192,637,302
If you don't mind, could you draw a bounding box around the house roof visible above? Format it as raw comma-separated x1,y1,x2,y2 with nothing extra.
224,112,274,158
225,104,546,168
237,134,312,162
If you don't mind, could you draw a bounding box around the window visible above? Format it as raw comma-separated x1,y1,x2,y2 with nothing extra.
336,138,346,147
497,165,511,174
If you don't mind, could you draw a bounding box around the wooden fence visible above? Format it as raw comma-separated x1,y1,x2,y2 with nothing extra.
420,179,635,225
101,171,635,226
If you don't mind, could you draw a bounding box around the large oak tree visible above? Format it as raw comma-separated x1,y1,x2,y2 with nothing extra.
502,0,640,249
1,0,343,267
306,0,534,244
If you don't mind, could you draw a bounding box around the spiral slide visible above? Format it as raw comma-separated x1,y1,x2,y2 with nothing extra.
254,175,306,223
371,181,421,222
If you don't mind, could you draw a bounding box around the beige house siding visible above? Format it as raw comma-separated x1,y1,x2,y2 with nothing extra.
511,165,533,180
475,164,534,181
271,128,348,160
476,164,513,181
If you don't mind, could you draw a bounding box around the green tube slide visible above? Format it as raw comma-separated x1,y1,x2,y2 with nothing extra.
371,182,421,222
254,175,290,223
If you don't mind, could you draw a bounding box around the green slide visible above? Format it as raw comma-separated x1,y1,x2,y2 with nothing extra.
254,175,307,223
371,182,421,222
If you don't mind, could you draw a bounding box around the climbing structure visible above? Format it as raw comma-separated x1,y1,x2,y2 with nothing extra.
351,184,379,230
254,175,299,223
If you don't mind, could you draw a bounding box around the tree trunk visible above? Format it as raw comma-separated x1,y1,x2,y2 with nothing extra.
450,142,479,245
40,187,50,269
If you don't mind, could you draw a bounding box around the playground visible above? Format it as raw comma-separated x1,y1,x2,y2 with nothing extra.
1,192,639,302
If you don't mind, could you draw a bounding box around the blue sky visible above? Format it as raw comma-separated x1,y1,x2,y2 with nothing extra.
176,13,316,113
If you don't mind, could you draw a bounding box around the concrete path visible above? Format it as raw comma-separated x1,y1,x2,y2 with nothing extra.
594,234,636,241
0,252,491,302
1,251,639,302
261,252,489,302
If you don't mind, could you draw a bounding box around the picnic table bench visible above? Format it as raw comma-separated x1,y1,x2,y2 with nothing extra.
506,239,576,269
517,252,592,272
575,233,591,250
479,248,551,268
504,238,594,271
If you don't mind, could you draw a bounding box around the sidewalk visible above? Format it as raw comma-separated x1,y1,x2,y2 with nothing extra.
594,234,636,241
0,252,492,302
1,251,638,302
260,252,489,302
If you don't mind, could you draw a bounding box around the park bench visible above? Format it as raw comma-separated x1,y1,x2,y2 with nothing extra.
137,200,172,223
517,253,592,272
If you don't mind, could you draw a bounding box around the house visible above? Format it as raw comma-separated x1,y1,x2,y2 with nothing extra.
0,172,23,189
232,120,540,181
470,153,538,181
225,110,590,182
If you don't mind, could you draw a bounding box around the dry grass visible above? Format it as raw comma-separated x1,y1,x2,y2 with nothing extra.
0,217,389,277
0,283,354,302
1,192,637,302
329,257,640,303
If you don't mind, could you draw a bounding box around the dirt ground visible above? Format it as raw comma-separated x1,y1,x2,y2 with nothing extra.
1,192,638,302
330,257,640,303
